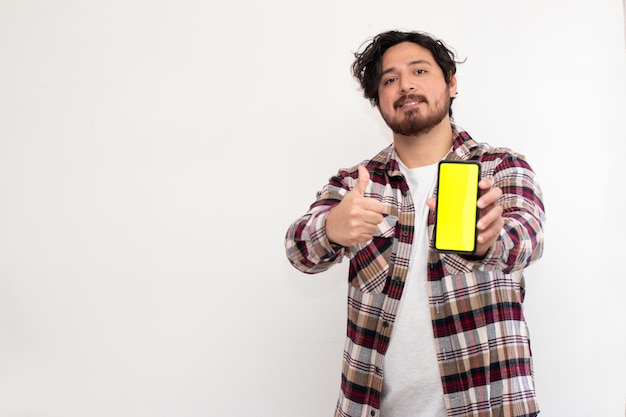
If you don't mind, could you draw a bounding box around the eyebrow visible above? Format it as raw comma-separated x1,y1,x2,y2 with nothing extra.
381,59,433,76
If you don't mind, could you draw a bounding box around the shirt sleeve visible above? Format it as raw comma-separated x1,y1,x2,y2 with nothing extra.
284,171,354,274
473,152,546,274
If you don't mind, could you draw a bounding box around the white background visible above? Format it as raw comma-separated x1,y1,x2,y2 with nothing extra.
1,1,625,416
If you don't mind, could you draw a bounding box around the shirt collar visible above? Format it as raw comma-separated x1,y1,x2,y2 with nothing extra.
370,124,479,174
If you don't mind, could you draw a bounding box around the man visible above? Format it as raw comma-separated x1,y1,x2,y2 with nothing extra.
284,30,545,417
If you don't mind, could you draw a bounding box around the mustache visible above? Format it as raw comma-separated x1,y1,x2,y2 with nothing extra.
394,94,428,109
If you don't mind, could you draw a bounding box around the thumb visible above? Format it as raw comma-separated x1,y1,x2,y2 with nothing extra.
353,165,370,195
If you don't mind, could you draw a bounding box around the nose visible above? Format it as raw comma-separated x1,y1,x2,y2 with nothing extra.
399,76,416,93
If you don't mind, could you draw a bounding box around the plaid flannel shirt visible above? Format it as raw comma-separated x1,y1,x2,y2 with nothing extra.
285,127,545,417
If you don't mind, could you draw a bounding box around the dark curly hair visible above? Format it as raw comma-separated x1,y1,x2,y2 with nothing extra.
351,30,461,116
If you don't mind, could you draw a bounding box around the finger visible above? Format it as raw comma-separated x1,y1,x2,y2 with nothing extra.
478,186,502,209
425,197,436,212
477,217,504,244
361,210,384,226
478,177,492,190
477,204,503,230
362,197,385,215
353,165,370,196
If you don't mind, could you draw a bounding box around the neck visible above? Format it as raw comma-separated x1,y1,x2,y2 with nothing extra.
393,120,454,168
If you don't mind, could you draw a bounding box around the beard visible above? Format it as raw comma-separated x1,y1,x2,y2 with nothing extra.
381,93,450,136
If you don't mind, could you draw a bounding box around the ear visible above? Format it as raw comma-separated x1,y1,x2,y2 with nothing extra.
448,74,457,98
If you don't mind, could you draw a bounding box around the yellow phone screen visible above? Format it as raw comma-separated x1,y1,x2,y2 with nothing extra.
434,161,481,253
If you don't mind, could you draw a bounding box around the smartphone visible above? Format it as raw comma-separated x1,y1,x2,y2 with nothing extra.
433,161,481,254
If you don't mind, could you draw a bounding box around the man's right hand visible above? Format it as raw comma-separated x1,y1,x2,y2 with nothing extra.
326,165,385,247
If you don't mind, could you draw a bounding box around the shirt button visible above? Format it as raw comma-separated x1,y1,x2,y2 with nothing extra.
402,230,409,237
370,410,376,417
382,321,389,328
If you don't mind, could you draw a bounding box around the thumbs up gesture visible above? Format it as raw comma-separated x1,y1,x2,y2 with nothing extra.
326,166,385,247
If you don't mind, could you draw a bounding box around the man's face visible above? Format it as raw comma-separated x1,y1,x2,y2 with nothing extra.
377,41,457,136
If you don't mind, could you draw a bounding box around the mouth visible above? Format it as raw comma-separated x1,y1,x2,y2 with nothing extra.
395,95,427,110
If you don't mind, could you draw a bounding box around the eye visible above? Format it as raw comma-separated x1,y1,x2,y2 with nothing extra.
414,69,427,75
383,76,397,85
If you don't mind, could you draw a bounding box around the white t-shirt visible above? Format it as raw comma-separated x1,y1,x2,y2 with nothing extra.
379,161,447,417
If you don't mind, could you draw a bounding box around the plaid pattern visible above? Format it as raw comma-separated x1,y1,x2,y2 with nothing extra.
285,127,545,417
